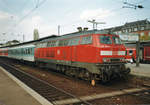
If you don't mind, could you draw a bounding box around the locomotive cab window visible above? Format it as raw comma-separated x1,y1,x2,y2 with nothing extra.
112,36,122,44
80,36,92,45
100,35,112,44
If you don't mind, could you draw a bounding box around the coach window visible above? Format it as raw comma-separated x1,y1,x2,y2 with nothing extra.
30,48,32,54
24,49,26,54
25,49,28,54
26,49,28,54
80,36,92,45
21,49,23,54
27,49,29,54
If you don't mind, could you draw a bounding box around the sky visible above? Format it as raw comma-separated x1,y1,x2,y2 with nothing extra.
0,0,150,43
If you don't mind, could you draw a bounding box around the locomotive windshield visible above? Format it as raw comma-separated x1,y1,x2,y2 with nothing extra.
112,36,122,44
100,35,122,45
100,35,112,44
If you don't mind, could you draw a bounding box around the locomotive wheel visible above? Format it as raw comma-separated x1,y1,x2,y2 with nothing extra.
102,73,110,83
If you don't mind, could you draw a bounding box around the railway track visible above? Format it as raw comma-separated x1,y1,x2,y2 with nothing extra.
0,61,92,105
0,58,150,105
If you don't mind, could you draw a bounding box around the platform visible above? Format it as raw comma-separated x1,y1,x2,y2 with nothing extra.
0,63,149,105
0,66,53,105
126,63,150,78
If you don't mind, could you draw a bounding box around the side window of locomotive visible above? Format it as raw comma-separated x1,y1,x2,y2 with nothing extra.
51,41,54,47
43,42,47,47
58,40,64,46
40,43,43,47
47,41,57,47
80,36,92,45
100,35,112,44
37,43,42,48
63,40,69,46
68,37,80,46
47,42,51,47
112,36,122,44
55,40,59,46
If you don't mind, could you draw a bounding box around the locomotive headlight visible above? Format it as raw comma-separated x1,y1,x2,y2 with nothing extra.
103,58,110,62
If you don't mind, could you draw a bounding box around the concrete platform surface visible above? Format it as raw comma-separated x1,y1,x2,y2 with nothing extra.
126,63,150,78
0,68,42,105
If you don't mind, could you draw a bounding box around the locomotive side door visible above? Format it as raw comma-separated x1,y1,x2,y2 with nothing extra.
71,46,77,62
70,37,80,62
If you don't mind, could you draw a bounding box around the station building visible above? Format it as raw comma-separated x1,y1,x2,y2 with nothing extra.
105,19,150,41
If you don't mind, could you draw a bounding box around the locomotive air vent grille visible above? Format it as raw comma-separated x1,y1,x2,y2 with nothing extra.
110,58,120,62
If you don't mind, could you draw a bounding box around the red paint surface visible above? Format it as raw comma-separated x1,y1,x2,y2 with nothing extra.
35,34,126,64
144,46,150,61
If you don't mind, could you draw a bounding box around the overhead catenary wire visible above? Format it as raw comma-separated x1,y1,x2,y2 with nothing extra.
135,0,148,4
0,0,15,14
20,0,31,13
0,0,47,43
15,0,47,27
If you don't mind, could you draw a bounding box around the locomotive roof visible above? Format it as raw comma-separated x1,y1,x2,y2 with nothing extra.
0,30,115,48
40,29,115,42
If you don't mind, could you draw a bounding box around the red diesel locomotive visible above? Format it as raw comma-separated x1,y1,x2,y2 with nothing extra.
143,46,150,62
125,47,136,63
140,46,150,63
35,30,130,83
0,48,8,56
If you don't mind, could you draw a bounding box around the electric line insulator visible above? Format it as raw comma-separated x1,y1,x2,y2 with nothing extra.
137,5,144,9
